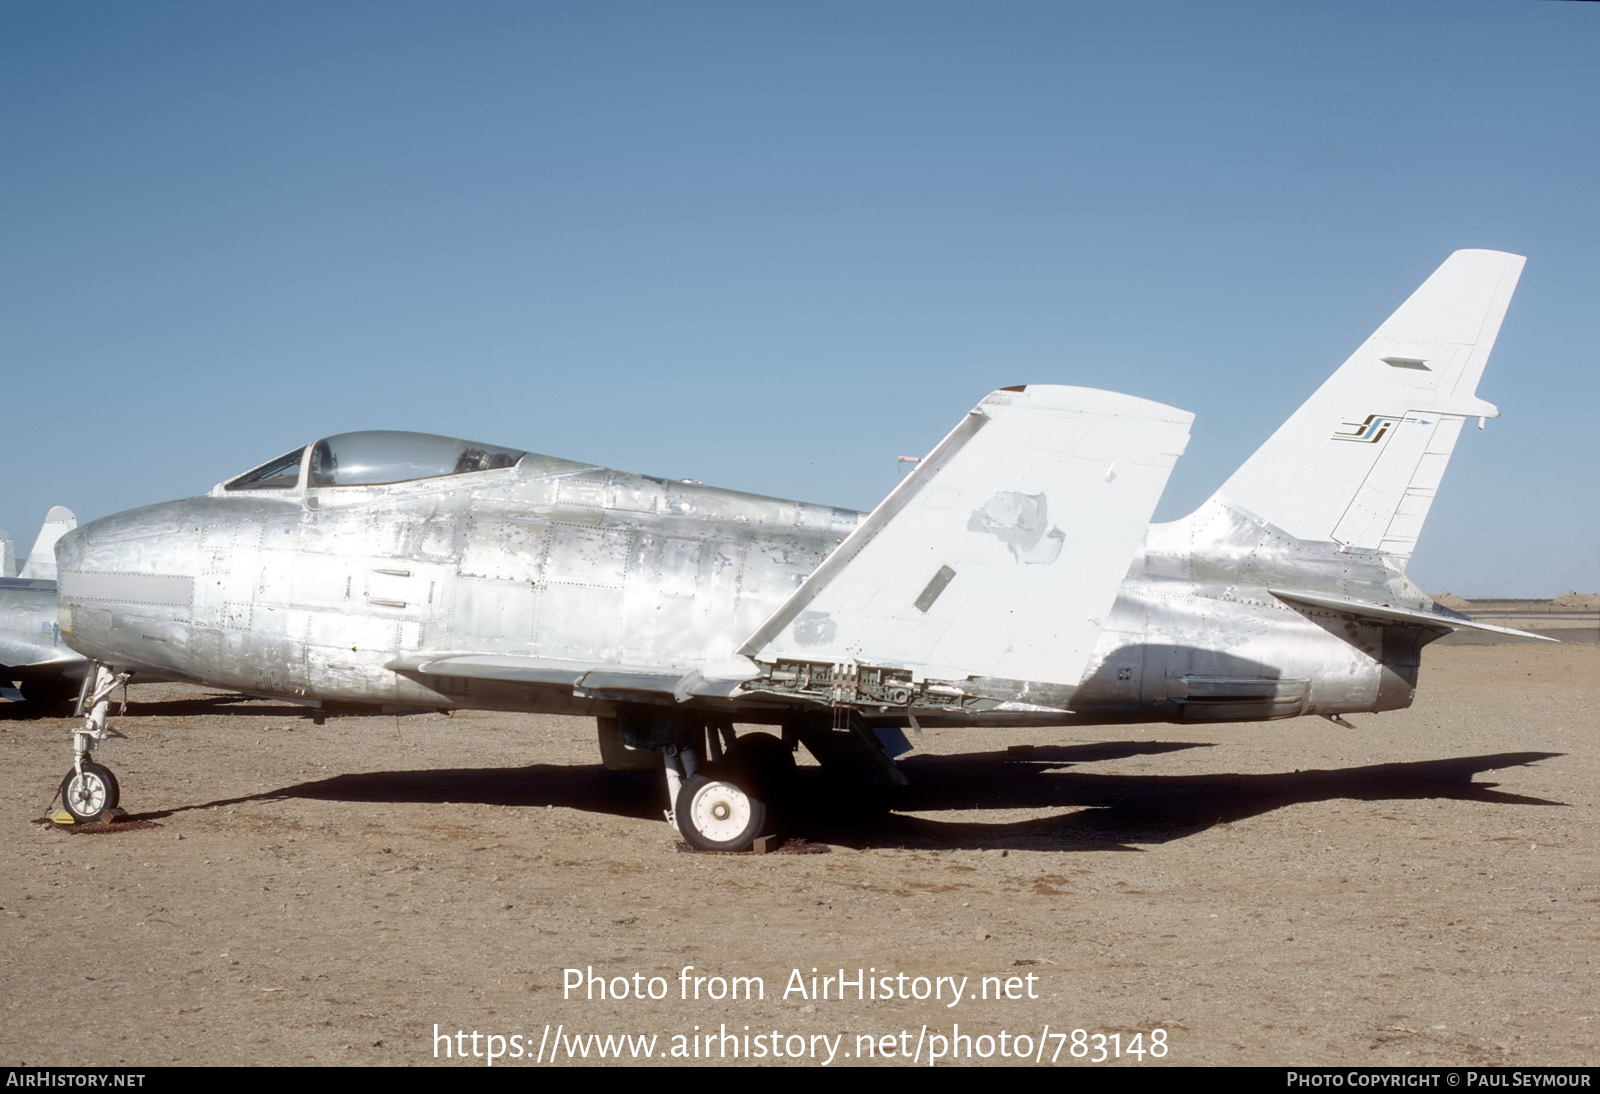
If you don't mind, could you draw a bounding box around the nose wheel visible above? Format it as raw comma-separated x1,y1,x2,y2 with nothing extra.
55,663,132,823
60,761,120,822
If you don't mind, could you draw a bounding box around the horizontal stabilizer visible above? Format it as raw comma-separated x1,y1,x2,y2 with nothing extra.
1270,588,1558,642
740,385,1193,687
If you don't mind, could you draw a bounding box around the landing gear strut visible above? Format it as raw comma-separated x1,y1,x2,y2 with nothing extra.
58,663,130,822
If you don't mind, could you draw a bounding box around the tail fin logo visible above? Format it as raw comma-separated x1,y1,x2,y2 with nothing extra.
1331,414,1409,444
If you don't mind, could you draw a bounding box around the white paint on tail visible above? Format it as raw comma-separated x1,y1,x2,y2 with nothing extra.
1212,250,1524,561
19,506,77,582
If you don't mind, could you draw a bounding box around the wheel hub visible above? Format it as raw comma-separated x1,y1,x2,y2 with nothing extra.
67,773,107,814
690,782,753,843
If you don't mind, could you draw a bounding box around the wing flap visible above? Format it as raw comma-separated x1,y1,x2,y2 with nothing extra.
740,385,1193,687
387,653,588,686
385,653,760,700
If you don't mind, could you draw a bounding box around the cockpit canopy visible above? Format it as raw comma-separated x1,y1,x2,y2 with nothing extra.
225,431,526,491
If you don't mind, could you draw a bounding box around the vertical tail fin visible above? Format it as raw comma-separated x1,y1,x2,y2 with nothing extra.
0,530,13,579
18,506,77,581
1211,250,1524,562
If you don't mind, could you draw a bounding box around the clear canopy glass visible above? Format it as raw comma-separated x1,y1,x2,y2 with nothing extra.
225,447,307,491
225,432,525,491
309,431,525,487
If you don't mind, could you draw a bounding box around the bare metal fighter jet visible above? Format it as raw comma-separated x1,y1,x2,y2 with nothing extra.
53,250,1545,847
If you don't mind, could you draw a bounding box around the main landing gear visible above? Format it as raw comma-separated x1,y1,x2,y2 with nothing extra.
674,769,767,853
603,704,905,852
57,663,130,822
664,730,799,853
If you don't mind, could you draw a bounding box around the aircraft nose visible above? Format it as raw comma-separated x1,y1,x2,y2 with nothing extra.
56,502,200,671
54,523,87,572
58,502,195,576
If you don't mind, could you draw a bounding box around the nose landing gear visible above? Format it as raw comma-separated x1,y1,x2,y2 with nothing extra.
56,663,130,823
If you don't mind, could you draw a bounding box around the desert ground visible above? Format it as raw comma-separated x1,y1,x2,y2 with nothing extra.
1,639,1594,1068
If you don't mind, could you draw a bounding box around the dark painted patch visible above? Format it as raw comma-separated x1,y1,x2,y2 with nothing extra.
914,565,957,613
967,491,1066,564
792,611,837,647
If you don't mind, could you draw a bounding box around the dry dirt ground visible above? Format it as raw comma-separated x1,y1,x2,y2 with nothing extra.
1,643,1594,1068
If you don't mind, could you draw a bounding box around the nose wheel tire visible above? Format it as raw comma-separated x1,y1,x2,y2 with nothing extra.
60,762,120,822
675,769,767,853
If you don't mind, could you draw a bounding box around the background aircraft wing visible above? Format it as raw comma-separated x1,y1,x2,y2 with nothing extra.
0,634,75,669
738,385,1193,688
0,578,80,669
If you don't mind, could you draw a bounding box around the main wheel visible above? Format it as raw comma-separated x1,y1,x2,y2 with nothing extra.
723,732,798,832
724,732,797,791
675,769,767,852
60,762,120,822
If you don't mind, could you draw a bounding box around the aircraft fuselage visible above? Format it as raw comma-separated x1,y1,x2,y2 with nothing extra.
56,452,1422,727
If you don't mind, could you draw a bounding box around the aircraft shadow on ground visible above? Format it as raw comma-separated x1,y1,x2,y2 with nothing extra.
129,743,1566,853
842,748,1565,851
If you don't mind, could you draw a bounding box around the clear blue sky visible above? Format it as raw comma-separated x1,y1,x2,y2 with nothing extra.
3,1,1595,596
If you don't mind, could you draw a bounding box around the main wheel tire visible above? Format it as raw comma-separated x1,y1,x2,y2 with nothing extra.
60,762,119,822
724,732,797,789
723,733,798,828
675,769,767,853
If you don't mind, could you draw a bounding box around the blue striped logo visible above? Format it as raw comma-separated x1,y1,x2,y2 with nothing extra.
1332,414,1406,443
